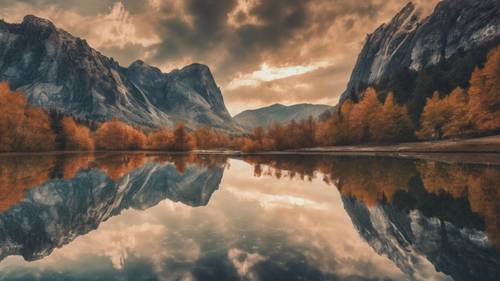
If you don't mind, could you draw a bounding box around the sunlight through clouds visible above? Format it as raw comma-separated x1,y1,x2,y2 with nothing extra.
227,61,331,90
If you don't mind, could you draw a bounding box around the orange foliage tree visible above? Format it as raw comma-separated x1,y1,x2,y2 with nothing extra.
172,123,195,151
61,116,95,151
348,87,382,143
467,46,500,133
370,93,413,142
95,119,146,150
442,87,470,137
0,82,55,152
417,92,452,140
148,128,174,150
192,126,231,149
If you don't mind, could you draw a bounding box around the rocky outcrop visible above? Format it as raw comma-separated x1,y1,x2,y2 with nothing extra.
0,15,242,131
341,0,500,102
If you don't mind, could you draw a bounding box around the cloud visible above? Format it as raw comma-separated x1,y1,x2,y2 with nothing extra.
227,61,330,90
228,248,265,280
0,0,441,111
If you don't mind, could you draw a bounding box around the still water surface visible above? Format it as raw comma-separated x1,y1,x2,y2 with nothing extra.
0,153,498,281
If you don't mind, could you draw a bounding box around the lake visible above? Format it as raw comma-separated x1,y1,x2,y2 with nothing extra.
0,152,498,281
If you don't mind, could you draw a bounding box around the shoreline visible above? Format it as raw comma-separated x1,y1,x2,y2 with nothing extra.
289,135,500,154
1,135,498,156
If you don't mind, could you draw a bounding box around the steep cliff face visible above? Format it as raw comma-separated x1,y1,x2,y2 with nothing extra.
0,15,242,131
341,0,500,102
0,161,224,262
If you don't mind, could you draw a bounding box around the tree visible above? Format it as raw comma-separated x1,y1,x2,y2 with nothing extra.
315,99,353,146
348,87,382,143
293,116,316,148
61,116,94,151
0,82,55,152
467,46,500,133
95,119,146,150
148,129,174,150
192,126,231,149
417,92,452,140
370,92,413,142
172,123,194,151
442,87,470,137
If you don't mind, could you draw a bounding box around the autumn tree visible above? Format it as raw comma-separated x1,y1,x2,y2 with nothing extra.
172,123,194,151
467,46,500,133
316,114,339,146
192,126,231,149
417,91,452,140
148,128,174,150
61,116,95,151
370,93,413,142
348,87,382,143
0,82,55,152
298,116,316,148
95,119,146,150
266,123,285,150
442,87,470,137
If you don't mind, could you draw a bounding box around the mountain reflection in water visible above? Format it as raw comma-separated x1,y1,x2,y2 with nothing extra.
0,153,498,281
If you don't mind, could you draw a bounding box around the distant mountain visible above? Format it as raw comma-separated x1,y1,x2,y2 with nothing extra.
0,15,243,132
234,103,334,130
341,0,500,119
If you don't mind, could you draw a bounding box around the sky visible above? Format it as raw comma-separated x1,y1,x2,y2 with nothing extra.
0,0,440,115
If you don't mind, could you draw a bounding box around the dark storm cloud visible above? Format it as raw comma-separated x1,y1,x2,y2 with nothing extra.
223,0,310,73
152,0,236,61
149,0,366,79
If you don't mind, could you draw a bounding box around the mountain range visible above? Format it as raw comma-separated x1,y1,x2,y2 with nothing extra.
234,103,334,129
0,15,242,132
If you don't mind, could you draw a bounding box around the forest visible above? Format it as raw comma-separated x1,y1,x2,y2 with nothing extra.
0,46,498,153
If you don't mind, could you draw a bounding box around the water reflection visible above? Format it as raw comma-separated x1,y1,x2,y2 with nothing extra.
0,153,498,281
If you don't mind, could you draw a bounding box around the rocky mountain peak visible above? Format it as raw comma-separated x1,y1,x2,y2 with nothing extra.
21,15,55,29
20,15,56,39
269,103,286,108
178,63,217,86
387,2,418,29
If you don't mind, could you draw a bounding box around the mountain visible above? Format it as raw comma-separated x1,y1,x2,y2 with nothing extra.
234,103,334,130
341,0,500,119
0,15,242,132
0,159,224,262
